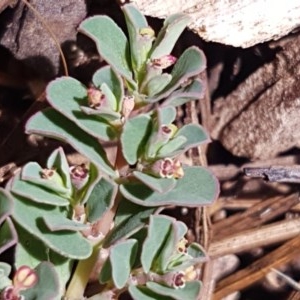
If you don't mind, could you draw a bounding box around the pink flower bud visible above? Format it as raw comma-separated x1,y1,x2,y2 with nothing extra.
70,164,89,190
87,87,106,110
151,55,177,69
0,286,21,300
121,96,135,120
13,266,37,292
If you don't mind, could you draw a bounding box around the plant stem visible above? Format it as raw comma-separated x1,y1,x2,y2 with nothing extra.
64,245,99,299
65,191,123,299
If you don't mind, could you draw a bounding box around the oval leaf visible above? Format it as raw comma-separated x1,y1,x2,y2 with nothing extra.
25,108,115,177
12,195,92,259
110,239,138,289
79,16,133,84
120,166,219,207
46,77,115,141
121,114,152,165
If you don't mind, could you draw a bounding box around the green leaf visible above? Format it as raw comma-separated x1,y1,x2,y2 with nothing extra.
164,124,210,155
144,74,172,97
121,114,152,165
12,195,92,259
79,16,133,84
163,79,205,107
21,162,70,196
15,225,72,298
104,199,154,247
86,177,117,223
92,66,124,108
156,136,186,157
120,166,219,207
150,13,191,59
123,4,152,78
21,262,60,300
47,147,72,191
150,47,206,101
0,218,17,255
158,124,209,158
46,77,116,141
146,281,201,300
110,239,138,289
99,258,112,284
141,215,174,273
187,243,206,259
129,285,173,300
43,214,89,231
75,163,100,205
159,106,177,125
133,171,176,193
0,262,12,290
0,188,13,224
11,172,69,206
25,108,115,177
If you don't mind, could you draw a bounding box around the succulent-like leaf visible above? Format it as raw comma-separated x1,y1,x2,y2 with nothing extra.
120,166,219,207
25,108,115,177
79,16,133,84
150,13,191,59
159,106,177,125
21,162,70,196
187,243,206,259
121,114,152,165
0,188,13,224
149,47,206,101
110,239,138,289
129,284,173,300
99,258,112,284
86,177,117,223
47,147,72,191
146,281,201,300
104,199,154,247
11,172,69,206
133,171,176,193
12,194,92,259
0,262,11,290
158,124,209,158
163,79,205,107
20,262,60,300
144,74,172,97
46,77,116,141
15,225,72,295
123,4,152,79
141,215,174,273
43,215,89,231
0,218,17,255
156,136,186,157
92,66,124,108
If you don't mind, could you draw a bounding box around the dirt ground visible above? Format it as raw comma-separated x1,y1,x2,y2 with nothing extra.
1,1,300,299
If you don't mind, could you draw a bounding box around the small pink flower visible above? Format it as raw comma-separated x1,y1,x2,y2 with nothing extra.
149,158,184,179
70,164,89,190
173,272,185,289
87,87,106,110
160,158,184,179
151,55,177,69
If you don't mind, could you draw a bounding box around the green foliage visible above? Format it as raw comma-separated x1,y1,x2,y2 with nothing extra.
0,4,219,300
